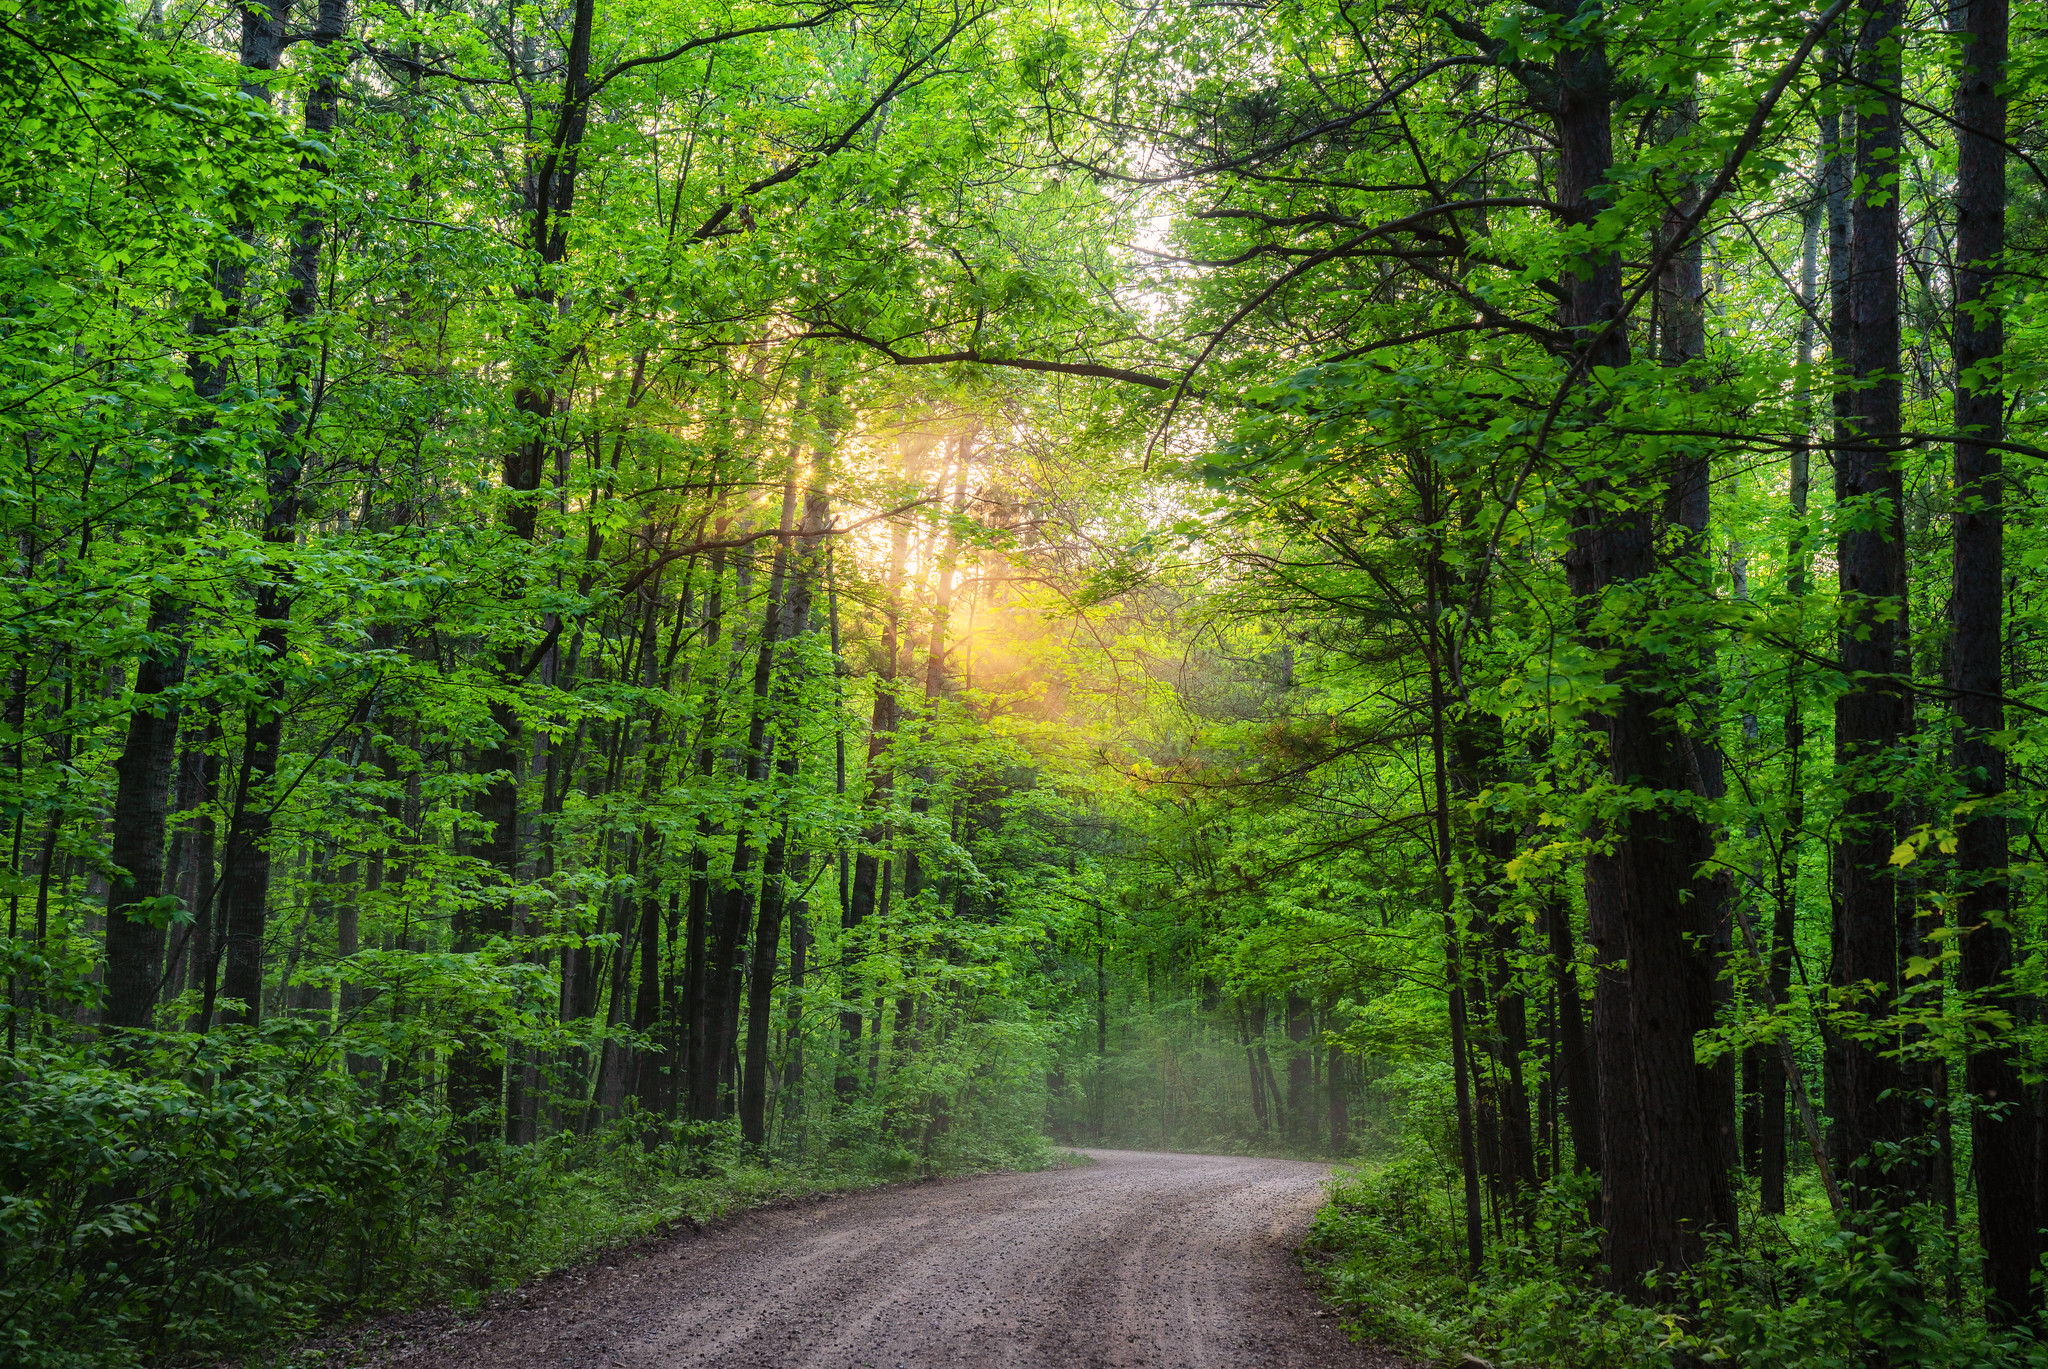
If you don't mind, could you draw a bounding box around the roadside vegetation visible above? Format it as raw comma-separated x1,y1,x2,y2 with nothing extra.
5,0,2048,1364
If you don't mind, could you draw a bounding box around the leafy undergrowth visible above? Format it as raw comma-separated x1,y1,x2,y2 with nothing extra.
1307,1161,2048,1369
0,1048,1057,1369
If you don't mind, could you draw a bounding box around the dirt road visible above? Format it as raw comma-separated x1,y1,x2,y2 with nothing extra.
365,1148,1406,1369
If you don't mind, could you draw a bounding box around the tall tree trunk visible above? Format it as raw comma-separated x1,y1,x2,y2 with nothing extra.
741,393,835,1146
101,602,188,1039
1550,18,1721,1295
1951,0,2034,1318
1765,174,1826,1217
682,544,728,1119
218,0,340,1026
158,718,206,1005
1455,708,1537,1214
1542,887,1600,1176
340,751,381,1083
782,898,811,1140
180,724,221,1029
695,452,801,1123
1285,991,1312,1146
1830,0,1910,1213
630,659,674,1120
1325,1039,1348,1153
1239,999,1269,1135
452,0,600,1139
1422,503,1484,1276
841,440,921,1099
1656,98,1739,1231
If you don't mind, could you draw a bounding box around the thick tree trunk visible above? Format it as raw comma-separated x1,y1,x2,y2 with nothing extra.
1830,0,1910,1212
1550,22,1721,1294
101,599,189,1038
206,0,321,1031
1950,0,2035,1319
1657,109,1739,1234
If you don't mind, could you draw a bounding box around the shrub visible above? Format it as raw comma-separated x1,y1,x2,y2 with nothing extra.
1310,1166,2048,1369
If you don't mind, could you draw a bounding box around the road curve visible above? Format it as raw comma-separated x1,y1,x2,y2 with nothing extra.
369,1148,1408,1369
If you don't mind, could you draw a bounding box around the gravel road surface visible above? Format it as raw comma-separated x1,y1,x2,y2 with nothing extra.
364,1148,1406,1369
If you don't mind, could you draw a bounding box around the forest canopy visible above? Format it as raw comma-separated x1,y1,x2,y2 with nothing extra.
3,0,2048,1363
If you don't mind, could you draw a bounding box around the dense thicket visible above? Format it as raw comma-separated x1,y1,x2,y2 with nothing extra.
6,0,2048,1363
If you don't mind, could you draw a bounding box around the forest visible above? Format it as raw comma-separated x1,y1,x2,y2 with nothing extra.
3,0,2046,1363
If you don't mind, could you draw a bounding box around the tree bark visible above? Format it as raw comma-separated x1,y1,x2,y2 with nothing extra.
1656,96,1740,1234
1829,0,1910,1212
101,600,188,1038
1548,15,1721,1294
1950,0,2035,1318
1765,171,1826,1217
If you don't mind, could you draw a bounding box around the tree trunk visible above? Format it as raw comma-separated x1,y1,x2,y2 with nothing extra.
1285,991,1312,1147
1325,1041,1348,1153
1656,97,1740,1235
841,443,921,1099
1951,0,2035,1318
101,600,188,1038
1543,888,1600,1176
682,544,728,1117
742,401,834,1146
1551,22,1721,1295
209,0,325,1031
1421,513,1483,1276
1765,170,1827,1217
697,464,800,1123
1829,0,1910,1213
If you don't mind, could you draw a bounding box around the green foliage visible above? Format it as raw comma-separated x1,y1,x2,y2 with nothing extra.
0,1040,1051,1366
0,1047,434,1366
1312,1165,2048,1369
6,0,2048,1361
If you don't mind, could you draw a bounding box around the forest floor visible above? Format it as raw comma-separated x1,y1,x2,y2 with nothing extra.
328,1148,1413,1368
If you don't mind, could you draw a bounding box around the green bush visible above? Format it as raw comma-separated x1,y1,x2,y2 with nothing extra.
0,1034,1057,1367
1310,1166,2048,1369
0,1047,437,1368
